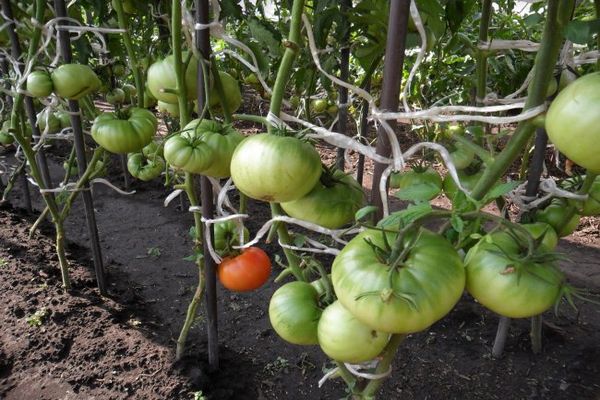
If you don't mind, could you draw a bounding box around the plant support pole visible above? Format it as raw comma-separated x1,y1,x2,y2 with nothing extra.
335,0,351,171
53,0,107,295
196,0,219,371
369,0,411,220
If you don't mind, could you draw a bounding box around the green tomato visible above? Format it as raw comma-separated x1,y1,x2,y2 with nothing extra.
280,169,364,229
389,167,442,200
564,175,600,216
318,301,389,363
310,99,328,114
450,142,475,170
106,88,125,105
0,122,14,145
143,86,157,108
36,109,61,133
112,62,126,77
520,222,559,251
122,84,137,104
465,231,564,318
213,220,250,256
535,198,581,237
26,70,53,98
91,107,157,154
326,104,339,116
157,100,181,117
167,119,243,177
243,73,259,85
332,228,465,334
147,53,197,104
141,141,163,159
446,123,465,137
230,133,322,203
268,281,322,345
209,71,242,115
163,128,214,175
546,72,600,173
56,110,71,129
51,64,101,100
127,152,165,181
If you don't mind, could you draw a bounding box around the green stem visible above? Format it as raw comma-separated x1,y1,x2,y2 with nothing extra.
596,0,600,70
59,148,105,221
267,0,305,132
470,0,574,201
172,0,189,126
359,334,407,398
8,0,71,290
209,59,232,123
176,262,205,360
232,113,268,126
334,362,358,394
113,0,144,107
452,134,494,165
475,0,493,106
270,202,304,281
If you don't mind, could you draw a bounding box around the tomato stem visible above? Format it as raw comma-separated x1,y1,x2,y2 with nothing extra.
358,334,407,398
113,0,145,108
470,0,574,201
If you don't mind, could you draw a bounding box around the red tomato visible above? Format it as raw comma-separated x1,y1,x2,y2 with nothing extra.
217,247,271,292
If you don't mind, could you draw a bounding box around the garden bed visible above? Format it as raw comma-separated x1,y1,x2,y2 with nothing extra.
0,151,599,400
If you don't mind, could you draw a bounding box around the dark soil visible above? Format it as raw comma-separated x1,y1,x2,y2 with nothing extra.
1,145,600,400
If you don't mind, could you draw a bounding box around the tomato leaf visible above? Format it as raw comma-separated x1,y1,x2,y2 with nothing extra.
394,182,440,202
355,205,379,221
377,203,433,229
564,19,600,45
480,181,520,205
450,213,464,233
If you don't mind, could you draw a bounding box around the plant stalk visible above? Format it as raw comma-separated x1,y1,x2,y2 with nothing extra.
113,0,144,107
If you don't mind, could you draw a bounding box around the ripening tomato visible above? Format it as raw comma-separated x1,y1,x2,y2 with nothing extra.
217,247,271,292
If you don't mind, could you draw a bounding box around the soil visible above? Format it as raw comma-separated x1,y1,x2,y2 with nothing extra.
1,131,600,400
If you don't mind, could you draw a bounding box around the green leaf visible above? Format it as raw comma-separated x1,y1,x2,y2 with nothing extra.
355,205,379,221
220,0,243,20
480,181,520,205
293,234,307,247
377,203,433,229
394,182,440,202
247,18,282,59
451,213,465,233
564,19,600,45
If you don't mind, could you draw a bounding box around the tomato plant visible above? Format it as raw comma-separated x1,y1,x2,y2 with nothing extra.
280,168,364,229
465,230,564,318
230,133,322,202
127,153,165,182
332,228,465,334
269,281,322,345
91,107,157,154
217,247,271,292
545,73,600,173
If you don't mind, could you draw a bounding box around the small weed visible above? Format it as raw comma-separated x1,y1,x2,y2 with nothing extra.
264,356,290,375
147,247,162,258
0,258,7,268
192,391,207,400
26,308,48,327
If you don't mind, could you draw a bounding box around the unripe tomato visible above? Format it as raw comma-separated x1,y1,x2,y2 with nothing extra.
318,301,389,363
310,99,328,114
545,73,600,173
51,64,101,100
106,88,125,105
535,199,580,237
26,70,53,98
